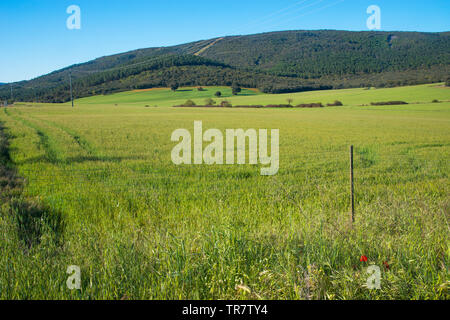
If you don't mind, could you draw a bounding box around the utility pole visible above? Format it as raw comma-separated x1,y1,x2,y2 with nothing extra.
69,71,74,108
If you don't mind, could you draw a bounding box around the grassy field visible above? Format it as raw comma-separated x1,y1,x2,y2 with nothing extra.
0,84,449,299
74,83,450,107
75,86,262,106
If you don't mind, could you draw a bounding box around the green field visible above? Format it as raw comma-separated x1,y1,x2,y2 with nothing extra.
0,84,449,299
74,83,449,107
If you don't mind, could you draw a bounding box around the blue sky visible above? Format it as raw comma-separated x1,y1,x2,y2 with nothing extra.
0,0,449,83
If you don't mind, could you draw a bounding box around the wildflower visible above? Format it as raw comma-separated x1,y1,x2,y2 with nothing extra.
360,255,368,262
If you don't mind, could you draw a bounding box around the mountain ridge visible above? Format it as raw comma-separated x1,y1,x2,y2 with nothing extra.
1,29,449,102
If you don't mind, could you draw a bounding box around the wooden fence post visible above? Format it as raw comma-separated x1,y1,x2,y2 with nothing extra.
350,145,355,224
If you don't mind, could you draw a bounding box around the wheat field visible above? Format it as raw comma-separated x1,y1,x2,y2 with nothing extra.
0,84,449,299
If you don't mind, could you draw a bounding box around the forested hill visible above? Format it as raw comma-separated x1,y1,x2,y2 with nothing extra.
199,30,450,78
2,30,449,103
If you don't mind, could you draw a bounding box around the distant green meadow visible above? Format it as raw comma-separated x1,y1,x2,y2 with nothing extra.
75,83,449,107
0,83,449,299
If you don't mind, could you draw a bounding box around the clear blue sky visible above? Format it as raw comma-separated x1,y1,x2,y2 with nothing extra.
0,0,449,83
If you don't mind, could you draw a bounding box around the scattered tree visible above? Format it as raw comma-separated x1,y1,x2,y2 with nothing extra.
170,83,179,91
215,91,222,98
232,83,241,95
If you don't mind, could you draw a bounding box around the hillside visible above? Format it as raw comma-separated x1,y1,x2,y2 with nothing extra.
1,30,449,102
199,31,450,76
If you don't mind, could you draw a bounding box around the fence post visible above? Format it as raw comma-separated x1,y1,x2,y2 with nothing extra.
350,145,355,224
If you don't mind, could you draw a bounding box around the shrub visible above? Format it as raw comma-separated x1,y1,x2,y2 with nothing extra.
215,91,222,98
220,100,232,108
327,100,343,107
184,100,196,107
370,101,408,106
204,98,216,105
432,99,439,103
295,103,324,108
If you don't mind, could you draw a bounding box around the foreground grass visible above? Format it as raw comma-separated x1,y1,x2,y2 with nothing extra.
0,84,449,299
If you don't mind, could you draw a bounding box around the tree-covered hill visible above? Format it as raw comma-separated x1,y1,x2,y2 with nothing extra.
3,55,332,103
199,30,450,78
1,30,449,102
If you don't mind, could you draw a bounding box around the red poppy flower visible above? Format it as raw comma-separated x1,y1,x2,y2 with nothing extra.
383,261,390,270
360,255,368,262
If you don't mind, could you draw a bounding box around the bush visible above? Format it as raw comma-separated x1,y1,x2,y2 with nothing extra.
327,100,343,107
184,100,196,107
432,99,439,103
204,98,216,105
215,91,222,98
295,103,324,108
370,101,408,106
220,100,232,108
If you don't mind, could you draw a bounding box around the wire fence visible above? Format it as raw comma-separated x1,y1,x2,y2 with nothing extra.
2,107,448,219
14,149,447,194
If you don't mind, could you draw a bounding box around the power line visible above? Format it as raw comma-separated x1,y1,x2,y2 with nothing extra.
269,0,345,29
249,0,324,32
229,0,311,35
